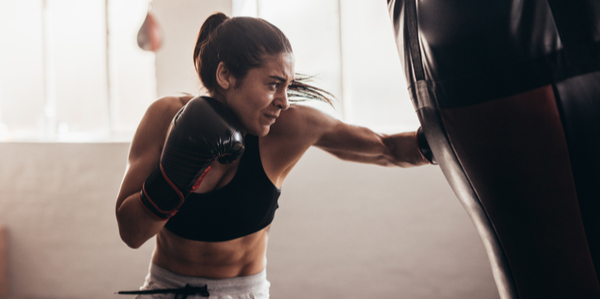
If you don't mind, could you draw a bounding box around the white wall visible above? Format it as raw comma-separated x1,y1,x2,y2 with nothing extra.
268,150,498,298
152,0,232,97
0,0,500,298
0,143,154,298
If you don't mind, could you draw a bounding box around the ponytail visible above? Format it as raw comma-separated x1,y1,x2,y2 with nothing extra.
194,13,229,92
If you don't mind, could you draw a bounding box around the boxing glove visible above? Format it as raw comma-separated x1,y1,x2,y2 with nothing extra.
139,96,245,220
416,126,437,165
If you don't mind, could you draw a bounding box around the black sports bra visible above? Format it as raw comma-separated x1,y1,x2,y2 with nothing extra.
164,134,281,242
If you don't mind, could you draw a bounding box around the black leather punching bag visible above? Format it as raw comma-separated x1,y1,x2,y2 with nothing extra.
387,0,600,298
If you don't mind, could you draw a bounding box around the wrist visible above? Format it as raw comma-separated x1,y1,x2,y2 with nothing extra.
415,127,437,165
138,165,186,220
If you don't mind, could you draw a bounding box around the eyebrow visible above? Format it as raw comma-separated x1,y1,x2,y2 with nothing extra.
268,75,288,82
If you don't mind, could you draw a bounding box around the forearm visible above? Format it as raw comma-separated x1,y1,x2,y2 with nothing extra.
321,130,428,167
323,148,394,166
116,192,168,249
381,131,431,167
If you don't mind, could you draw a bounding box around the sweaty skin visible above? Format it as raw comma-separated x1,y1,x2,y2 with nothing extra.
115,52,428,279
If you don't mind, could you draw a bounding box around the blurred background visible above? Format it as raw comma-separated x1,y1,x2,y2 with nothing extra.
0,0,499,298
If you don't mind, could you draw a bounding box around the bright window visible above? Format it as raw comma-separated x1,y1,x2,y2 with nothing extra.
0,0,419,142
0,0,156,142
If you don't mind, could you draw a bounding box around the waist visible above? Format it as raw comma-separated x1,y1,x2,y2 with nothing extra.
153,227,269,278
143,263,270,298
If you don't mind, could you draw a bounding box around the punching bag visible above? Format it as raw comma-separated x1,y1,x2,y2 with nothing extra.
137,4,163,52
387,0,600,298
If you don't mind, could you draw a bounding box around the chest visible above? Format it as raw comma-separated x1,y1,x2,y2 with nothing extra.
193,159,240,194
192,135,288,194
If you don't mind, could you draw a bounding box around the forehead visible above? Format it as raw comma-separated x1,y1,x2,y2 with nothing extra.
259,52,295,80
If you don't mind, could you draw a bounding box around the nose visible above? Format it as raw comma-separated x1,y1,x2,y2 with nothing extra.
273,89,290,110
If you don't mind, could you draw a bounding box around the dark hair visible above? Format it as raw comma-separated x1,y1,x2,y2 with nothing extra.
193,12,334,105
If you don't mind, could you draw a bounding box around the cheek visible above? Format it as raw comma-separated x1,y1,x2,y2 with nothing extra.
231,100,261,131
245,94,273,117
231,87,273,129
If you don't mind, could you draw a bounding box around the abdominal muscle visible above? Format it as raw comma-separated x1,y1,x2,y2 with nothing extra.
152,225,270,279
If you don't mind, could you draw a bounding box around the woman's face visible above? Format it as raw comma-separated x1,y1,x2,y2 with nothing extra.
223,52,295,136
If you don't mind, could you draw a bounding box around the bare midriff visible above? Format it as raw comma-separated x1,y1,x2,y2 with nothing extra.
152,225,270,279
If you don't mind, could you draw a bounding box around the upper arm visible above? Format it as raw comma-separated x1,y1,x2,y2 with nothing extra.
115,97,184,210
271,104,388,163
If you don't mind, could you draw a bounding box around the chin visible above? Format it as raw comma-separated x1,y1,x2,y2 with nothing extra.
254,126,271,137
244,125,268,137
257,128,271,137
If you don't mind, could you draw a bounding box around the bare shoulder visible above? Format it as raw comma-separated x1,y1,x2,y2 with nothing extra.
270,103,338,139
148,95,192,118
259,103,342,185
262,103,339,164
129,95,195,160
142,95,197,131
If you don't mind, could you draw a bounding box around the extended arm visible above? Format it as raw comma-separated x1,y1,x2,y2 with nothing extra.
317,123,429,167
286,105,431,167
320,129,431,167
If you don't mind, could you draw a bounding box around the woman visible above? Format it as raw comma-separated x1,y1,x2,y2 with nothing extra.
116,12,432,299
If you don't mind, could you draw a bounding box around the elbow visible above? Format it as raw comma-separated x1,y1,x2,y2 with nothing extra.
116,210,149,249
126,240,145,249
119,230,145,249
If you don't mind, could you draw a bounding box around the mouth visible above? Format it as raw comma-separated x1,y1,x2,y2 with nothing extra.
263,113,279,124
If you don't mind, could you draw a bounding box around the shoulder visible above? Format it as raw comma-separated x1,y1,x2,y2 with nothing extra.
258,103,342,184
142,94,199,128
263,103,341,159
146,95,193,119
129,95,195,159
270,103,339,138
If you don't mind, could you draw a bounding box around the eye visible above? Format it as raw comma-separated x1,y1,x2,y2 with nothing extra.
268,82,280,90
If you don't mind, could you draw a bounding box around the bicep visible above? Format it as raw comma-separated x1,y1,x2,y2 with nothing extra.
115,98,179,209
115,150,159,210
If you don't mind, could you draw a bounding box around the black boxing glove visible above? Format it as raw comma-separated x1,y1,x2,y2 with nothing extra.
139,96,245,220
416,126,437,165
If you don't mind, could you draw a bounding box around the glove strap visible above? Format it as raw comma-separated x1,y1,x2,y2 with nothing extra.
138,165,185,220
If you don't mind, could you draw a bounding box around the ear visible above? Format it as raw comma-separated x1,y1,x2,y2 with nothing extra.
216,62,235,90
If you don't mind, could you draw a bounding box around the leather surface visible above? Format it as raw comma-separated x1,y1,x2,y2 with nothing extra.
440,86,599,298
387,0,600,297
554,71,600,285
